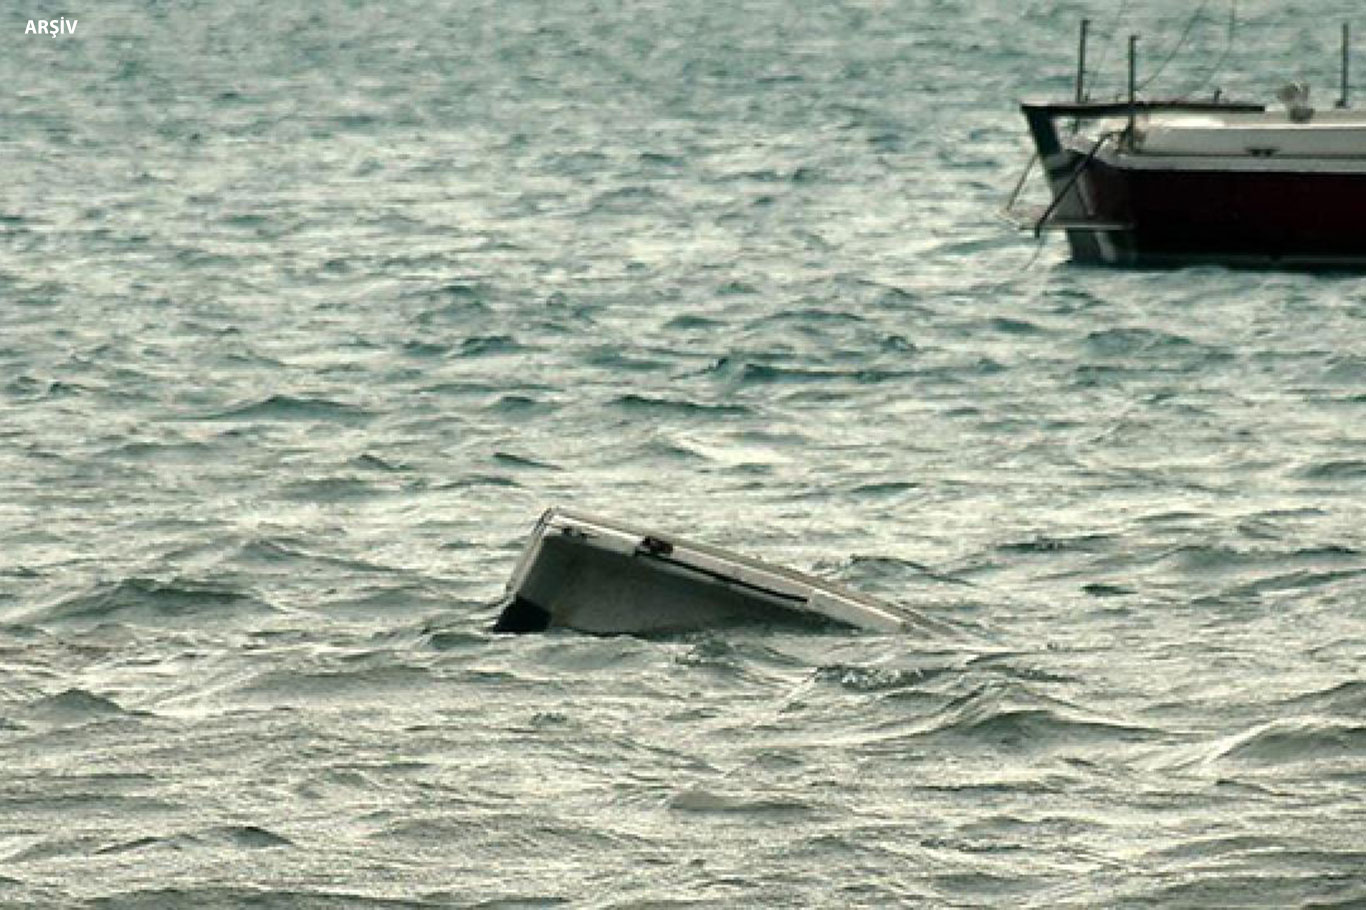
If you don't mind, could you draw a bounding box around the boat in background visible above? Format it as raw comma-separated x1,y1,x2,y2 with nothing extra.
493,508,915,635
1009,21,1366,268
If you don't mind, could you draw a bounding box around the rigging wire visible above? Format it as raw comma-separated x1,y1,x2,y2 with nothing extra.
1180,0,1239,100
1136,0,1213,92
1084,0,1130,100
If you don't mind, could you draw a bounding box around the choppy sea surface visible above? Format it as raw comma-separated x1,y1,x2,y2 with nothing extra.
4,1,1366,906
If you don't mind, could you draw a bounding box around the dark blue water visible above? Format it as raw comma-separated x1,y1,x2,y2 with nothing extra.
3,1,1365,906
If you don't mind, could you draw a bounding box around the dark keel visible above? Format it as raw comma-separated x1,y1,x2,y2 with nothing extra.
492,596,551,634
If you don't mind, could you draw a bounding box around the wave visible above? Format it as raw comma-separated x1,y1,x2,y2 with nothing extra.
814,661,956,694
350,453,408,473
585,184,676,215
74,886,435,909
1083,326,1228,360
1121,871,1366,910
94,825,293,856
663,313,727,332
438,474,523,491
24,687,133,724
843,480,922,499
399,340,451,359
231,664,435,706
937,703,1151,751
666,786,814,815
422,627,489,652
864,681,1156,753
582,348,674,373
101,439,216,464
200,394,372,425
4,374,91,402
1212,717,1366,766
838,554,979,597
228,537,417,579
1081,582,1136,598
988,316,1045,336
611,393,749,417
996,532,1118,555
6,835,108,864
1279,680,1366,716
1300,459,1366,481
748,306,869,329
702,358,917,388
491,450,561,471
457,334,522,357
1156,542,1362,574
278,476,394,503
38,577,278,627
481,393,556,415
1226,567,1366,598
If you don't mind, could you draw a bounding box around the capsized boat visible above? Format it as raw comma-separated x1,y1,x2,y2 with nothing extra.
492,508,915,635
1009,21,1366,268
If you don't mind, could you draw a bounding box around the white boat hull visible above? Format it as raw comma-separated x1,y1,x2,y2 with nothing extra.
494,508,913,635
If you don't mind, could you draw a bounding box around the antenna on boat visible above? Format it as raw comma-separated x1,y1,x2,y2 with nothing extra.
1127,35,1139,141
1338,23,1351,109
1075,18,1091,103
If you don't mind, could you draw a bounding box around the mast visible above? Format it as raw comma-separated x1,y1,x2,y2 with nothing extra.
1339,23,1351,109
1075,18,1091,103
1127,35,1138,143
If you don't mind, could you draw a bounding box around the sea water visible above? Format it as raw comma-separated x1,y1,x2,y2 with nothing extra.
3,1,1364,906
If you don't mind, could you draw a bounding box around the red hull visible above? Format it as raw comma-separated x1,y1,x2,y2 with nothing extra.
1018,101,1366,269
1075,159,1366,267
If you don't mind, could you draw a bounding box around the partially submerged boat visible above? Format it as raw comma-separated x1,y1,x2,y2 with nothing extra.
1010,21,1366,268
493,508,914,635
